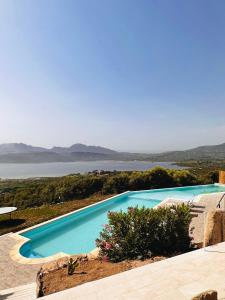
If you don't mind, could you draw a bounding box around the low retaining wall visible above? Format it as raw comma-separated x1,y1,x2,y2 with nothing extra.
204,210,225,247
219,171,225,184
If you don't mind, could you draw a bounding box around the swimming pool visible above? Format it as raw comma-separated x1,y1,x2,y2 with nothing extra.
19,184,225,259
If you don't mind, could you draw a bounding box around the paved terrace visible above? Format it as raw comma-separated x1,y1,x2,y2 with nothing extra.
0,234,41,290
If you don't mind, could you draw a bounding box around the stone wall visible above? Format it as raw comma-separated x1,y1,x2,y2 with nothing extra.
192,290,217,300
219,171,225,184
204,210,225,247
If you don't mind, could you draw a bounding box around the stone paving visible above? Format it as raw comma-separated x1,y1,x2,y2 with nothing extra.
0,283,36,300
0,234,41,290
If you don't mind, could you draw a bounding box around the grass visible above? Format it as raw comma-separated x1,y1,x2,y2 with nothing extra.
0,193,114,236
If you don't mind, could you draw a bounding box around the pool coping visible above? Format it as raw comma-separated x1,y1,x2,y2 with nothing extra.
10,184,225,265
131,183,225,194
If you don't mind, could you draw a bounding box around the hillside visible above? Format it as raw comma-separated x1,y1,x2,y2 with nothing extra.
0,143,122,163
51,143,117,155
150,143,225,161
0,142,225,163
0,143,47,154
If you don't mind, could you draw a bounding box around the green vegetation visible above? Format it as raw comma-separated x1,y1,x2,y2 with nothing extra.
0,167,204,210
68,258,79,275
0,194,111,235
0,165,219,236
96,204,193,262
176,160,224,182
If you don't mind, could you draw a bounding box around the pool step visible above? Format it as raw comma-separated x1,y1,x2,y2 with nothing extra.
192,204,205,209
190,204,206,219
190,208,205,214
0,283,36,300
190,213,199,218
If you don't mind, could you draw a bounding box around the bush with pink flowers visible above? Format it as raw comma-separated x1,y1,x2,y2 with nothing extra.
96,204,192,262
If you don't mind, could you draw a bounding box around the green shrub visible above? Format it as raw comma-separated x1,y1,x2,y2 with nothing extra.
147,167,176,188
102,173,130,194
204,171,219,184
0,168,200,209
171,170,199,186
96,204,193,262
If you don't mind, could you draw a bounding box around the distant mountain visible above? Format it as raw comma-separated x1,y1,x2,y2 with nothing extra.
188,142,225,154
51,143,117,155
149,142,225,161
0,143,47,154
0,142,225,163
0,143,120,163
0,143,116,155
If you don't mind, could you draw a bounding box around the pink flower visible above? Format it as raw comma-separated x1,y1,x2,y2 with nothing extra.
104,224,112,231
104,242,112,250
102,255,109,262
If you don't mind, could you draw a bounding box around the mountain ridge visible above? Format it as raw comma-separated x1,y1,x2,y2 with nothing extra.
0,142,225,163
0,143,117,155
51,143,117,155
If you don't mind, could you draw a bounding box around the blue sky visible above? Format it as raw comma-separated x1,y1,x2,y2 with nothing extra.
0,0,225,152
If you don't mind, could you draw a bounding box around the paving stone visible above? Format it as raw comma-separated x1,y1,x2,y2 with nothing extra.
0,234,41,290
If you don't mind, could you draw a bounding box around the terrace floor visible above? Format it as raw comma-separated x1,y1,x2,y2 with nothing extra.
0,234,41,290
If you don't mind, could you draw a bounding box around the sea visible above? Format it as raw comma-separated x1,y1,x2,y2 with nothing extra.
0,161,184,179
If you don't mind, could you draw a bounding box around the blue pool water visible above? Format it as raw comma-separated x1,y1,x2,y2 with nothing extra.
19,184,225,258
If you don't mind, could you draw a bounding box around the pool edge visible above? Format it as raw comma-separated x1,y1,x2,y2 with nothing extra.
11,191,130,264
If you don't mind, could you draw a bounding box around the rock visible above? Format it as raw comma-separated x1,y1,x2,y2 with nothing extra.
204,210,225,247
40,261,58,273
192,290,217,300
56,257,69,269
71,254,88,263
87,248,100,260
36,268,45,297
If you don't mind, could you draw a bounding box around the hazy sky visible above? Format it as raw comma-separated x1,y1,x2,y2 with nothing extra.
0,0,225,152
